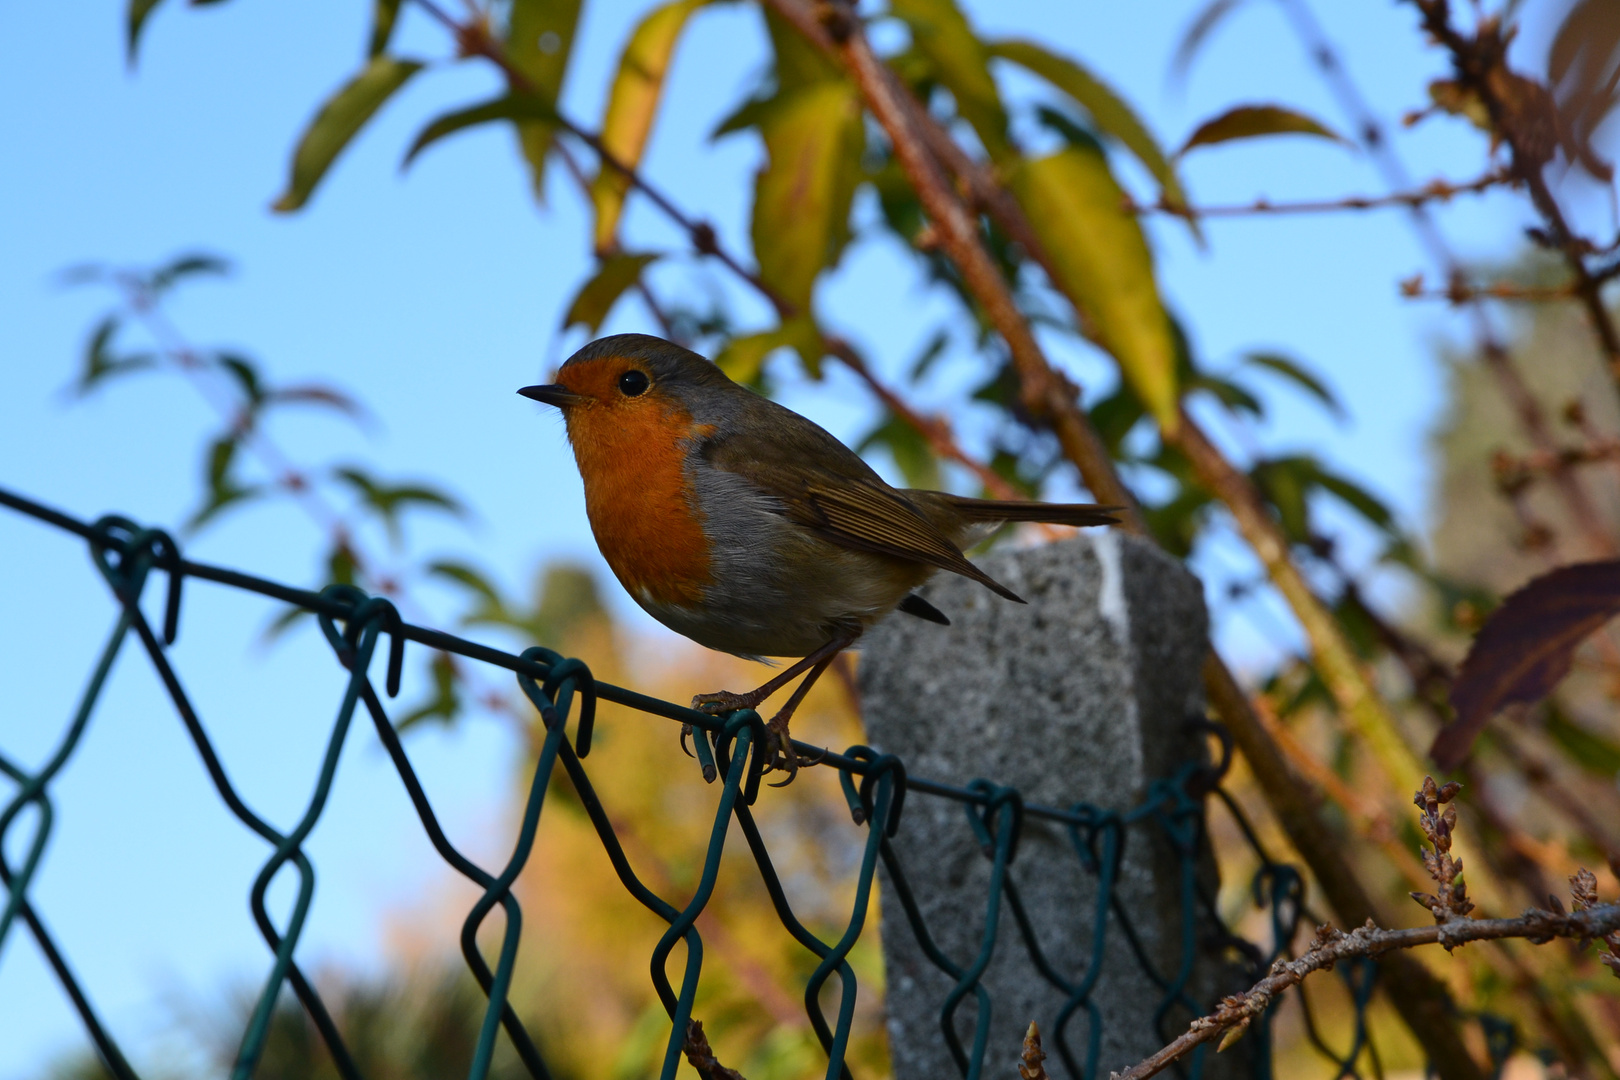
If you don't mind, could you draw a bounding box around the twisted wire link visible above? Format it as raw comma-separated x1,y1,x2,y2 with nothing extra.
1,487,1361,1080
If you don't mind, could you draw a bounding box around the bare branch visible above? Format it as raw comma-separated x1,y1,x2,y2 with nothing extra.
1406,0,1620,381
1398,275,1581,304
683,1019,748,1080
1128,170,1509,219
1111,775,1620,1080
1110,903,1620,1080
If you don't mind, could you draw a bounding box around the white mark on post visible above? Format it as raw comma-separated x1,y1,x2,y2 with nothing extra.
1090,528,1130,647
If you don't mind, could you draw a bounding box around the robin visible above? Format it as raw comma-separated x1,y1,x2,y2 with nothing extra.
520,334,1117,784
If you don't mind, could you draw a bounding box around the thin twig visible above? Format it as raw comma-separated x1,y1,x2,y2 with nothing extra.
1127,170,1509,219
683,1019,749,1080
1406,1,1620,386
1110,903,1620,1080
1112,774,1620,1080
1398,276,1581,303
1020,1022,1051,1080
1281,0,1616,561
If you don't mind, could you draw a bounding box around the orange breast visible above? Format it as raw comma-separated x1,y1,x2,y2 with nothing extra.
567,396,713,607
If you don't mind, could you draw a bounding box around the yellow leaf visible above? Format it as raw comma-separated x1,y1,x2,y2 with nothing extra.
890,0,1009,160
505,0,584,202
590,0,708,254
272,57,423,213
1178,103,1348,156
562,252,660,335
751,83,864,316
1006,147,1179,430
987,38,1191,224
715,318,823,384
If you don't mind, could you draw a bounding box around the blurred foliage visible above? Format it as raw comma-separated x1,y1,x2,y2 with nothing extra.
45,0,1620,1074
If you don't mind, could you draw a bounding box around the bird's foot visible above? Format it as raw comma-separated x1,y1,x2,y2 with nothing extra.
691,688,763,715
762,712,826,788
689,689,825,787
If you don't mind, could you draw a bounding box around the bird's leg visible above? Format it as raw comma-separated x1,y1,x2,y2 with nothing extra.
758,649,842,786
691,628,860,786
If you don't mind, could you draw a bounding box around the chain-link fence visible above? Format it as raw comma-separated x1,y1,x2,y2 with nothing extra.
2,486,1397,1080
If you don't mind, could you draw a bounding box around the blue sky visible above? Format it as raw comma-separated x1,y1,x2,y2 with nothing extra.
0,0,1575,1074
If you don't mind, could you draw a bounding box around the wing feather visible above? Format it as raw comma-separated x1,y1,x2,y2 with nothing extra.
700,424,1025,602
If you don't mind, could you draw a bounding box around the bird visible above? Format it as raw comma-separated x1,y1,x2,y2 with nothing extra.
519,333,1118,784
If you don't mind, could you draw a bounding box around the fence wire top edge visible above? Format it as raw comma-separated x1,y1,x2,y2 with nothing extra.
1,483,1215,829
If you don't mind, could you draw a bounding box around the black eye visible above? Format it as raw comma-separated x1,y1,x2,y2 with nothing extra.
618,369,650,397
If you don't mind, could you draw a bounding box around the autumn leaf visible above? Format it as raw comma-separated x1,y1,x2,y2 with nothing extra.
1433,560,1620,769
273,56,424,212
1005,146,1179,430
1178,103,1347,156
589,0,708,253
750,82,864,319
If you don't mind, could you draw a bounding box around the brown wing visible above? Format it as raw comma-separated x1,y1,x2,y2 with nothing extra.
701,418,1026,603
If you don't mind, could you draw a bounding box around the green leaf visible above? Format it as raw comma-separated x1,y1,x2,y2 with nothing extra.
187,435,264,532
266,383,368,423
396,651,463,731
1239,351,1345,419
1005,146,1179,430
1251,457,1311,542
127,0,167,67
327,539,359,587
763,5,844,91
369,0,402,57
1250,454,1396,541
714,317,822,384
988,39,1190,219
563,252,660,335
427,560,510,626
402,93,559,169
1311,468,1394,533
857,411,941,490
907,328,951,380
751,81,864,316
216,353,265,406
150,252,230,293
1088,384,1148,454
332,466,467,546
1178,104,1347,156
260,604,312,645
590,0,708,253
272,56,424,213
890,0,1009,160
1187,371,1263,418
505,0,585,202
75,315,156,395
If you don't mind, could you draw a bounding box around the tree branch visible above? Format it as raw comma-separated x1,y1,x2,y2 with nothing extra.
1127,170,1510,219
1112,775,1620,1080
1406,1,1620,393
1110,903,1620,1080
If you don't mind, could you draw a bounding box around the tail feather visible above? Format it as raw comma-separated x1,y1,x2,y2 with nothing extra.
941,495,1121,528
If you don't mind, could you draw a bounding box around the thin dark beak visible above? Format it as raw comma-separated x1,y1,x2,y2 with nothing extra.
518,384,588,408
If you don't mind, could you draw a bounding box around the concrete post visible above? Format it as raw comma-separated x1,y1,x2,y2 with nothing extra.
858,532,1234,1078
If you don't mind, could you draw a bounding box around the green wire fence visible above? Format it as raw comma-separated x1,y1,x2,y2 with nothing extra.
1,485,1437,1080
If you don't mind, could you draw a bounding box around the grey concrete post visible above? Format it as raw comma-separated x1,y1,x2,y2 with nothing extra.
858,532,1234,1079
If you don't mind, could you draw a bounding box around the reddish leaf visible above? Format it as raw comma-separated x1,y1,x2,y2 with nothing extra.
1433,559,1620,769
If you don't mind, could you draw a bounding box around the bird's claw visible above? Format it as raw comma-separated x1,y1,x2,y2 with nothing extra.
762,714,823,787
690,689,758,715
